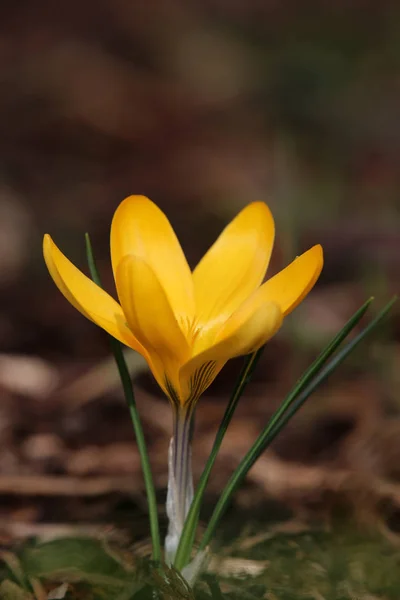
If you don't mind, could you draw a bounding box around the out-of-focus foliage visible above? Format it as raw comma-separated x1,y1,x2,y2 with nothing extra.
2,527,400,599
0,538,196,599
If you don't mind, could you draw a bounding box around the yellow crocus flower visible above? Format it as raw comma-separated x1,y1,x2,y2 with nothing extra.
44,195,323,566
43,195,323,407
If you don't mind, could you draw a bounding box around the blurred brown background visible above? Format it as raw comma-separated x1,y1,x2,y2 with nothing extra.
0,0,399,543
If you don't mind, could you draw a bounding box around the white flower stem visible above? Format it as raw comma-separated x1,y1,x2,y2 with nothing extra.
165,405,194,565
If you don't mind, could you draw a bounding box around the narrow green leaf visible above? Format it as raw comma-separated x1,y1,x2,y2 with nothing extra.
175,298,373,569
198,296,397,552
85,234,161,563
246,296,374,457
174,348,264,570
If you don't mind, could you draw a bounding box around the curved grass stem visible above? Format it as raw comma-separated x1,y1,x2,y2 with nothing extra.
198,297,396,552
85,233,161,562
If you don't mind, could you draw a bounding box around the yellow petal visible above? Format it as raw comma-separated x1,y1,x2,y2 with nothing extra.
253,244,323,316
179,301,282,404
43,234,142,352
192,202,275,336
115,254,191,401
110,196,195,328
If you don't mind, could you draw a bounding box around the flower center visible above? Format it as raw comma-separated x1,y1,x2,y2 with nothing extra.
178,315,202,347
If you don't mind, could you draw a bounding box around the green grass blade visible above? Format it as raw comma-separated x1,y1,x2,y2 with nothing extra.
175,298,372,568
248,296,374,455
198,296,397,552
245,296,397,471
174,348,264,570
85,233,161,562
175,298,373,569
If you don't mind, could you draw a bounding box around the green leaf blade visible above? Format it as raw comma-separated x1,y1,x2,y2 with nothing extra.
198,296,397,552
84,234,161,563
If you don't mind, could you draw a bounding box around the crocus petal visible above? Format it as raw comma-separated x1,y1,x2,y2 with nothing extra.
192,202,275,338
252,245,323,316
179,301,282,403
110,196,195,329
43,235,142,351
115,254,191,400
